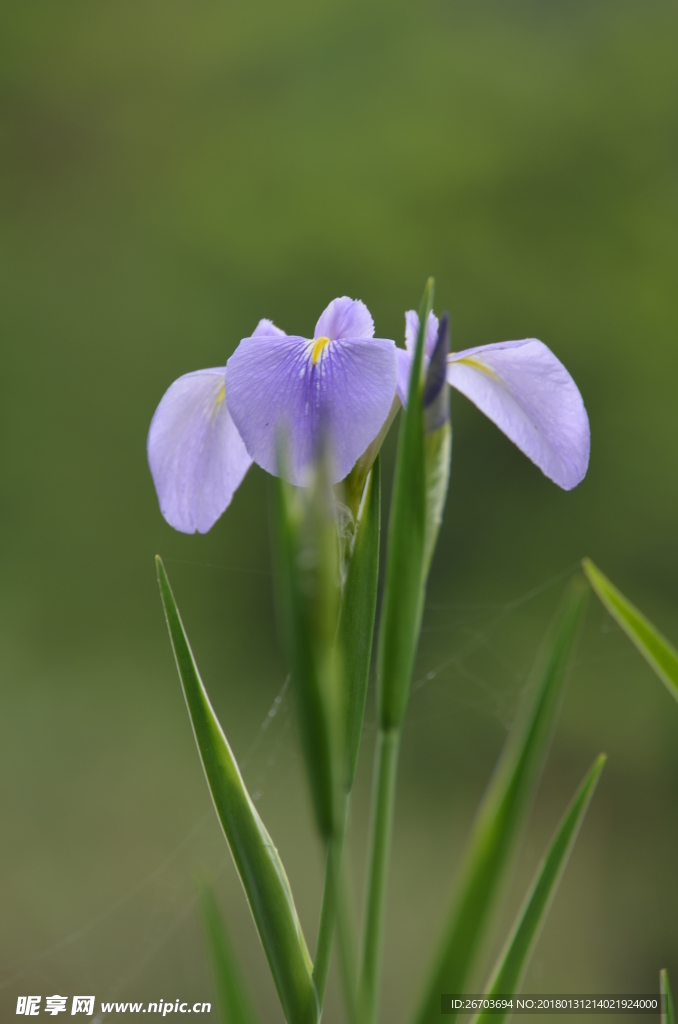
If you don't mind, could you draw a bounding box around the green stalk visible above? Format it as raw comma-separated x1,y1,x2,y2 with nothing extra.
357,281,445,1024
359,729,401,1024
332,829,364,1024
313,801,349,1006
314,797,364,1024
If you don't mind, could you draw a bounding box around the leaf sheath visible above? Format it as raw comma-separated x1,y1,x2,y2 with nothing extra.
338,460,381,791
377,278,433,731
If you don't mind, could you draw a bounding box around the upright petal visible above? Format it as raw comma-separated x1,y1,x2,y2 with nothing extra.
314,297,374,341
147,370,252,533
404,309,439,355
252,318,287,339
225,334,397,485
447,339,590,489
398,310,441,404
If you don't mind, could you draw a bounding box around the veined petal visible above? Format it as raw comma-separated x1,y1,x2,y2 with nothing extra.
225,334,397,485
252,318,286,339
404,309,439,355
447,339,590,489
147,370,252,534
314,297,374,341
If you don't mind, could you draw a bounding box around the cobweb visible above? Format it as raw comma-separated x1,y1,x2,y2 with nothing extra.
0,557,632,1017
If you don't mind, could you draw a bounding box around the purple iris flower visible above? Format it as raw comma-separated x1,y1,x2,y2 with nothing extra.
147,297,397,533
397,310,590,489
225,297,397,487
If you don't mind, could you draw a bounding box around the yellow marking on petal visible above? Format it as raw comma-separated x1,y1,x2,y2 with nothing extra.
311,336,332,365
209,383,226,423
449,354,500,382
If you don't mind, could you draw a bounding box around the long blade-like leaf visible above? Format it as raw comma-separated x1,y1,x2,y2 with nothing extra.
414,578,589,1024
472,754,606,1024
583,558,678,705
338,459,381,791
661,969,675,1024
377,278,433,731
200,883,261,1024
156,557,318,1024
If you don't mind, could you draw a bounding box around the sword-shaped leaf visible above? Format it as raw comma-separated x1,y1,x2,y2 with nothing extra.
472,754,606,1024
200,882,261,1024
414,578,588,1024
661,969,675,1024
583,558,678,705
377,278,433,731
156,557,318,1024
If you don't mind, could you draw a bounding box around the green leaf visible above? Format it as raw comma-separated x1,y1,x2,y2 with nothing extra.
583,558,678,705
472,754,606,1024
337,459,381,791
200,882,260,1024
661,969,675,1024
273,458,342,838
156,557,318,1024
377,278,434,731
414,578,589,1024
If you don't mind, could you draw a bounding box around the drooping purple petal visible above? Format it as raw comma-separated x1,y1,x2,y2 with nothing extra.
147,369,252,533
314,297,374,342
225,333,397,485
447,339,590,489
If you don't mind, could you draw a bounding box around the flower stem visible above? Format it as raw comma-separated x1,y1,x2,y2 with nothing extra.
333,835,364,1024
359,728,401,1024
313,802,348,1006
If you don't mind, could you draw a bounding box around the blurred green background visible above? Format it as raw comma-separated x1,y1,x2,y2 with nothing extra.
1,0,677,1019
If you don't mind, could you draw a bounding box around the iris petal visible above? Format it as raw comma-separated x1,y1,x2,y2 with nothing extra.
447,339,590,489
252,319,287,339
225,332,397,485
397,310,441,403
404,309,439,356
314,297,375,341
147,369,252,533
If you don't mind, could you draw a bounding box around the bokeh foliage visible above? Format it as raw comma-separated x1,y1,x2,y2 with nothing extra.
1,0,677,1019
